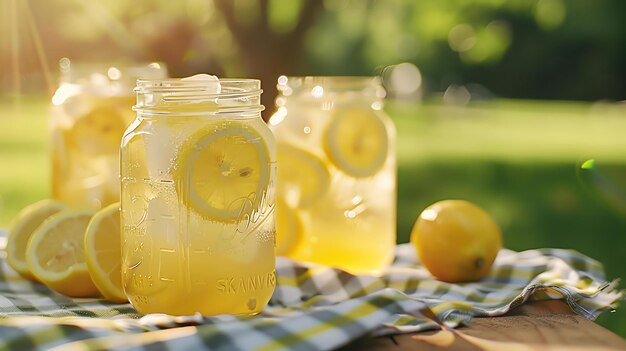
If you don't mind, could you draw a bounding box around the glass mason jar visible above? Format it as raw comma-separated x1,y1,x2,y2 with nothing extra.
268,76,396,274
50,59,166,208
120,77,276,316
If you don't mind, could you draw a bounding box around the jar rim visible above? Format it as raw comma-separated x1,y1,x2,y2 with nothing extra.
135,78,261,97
276,76,386,102
59,58,166,81
137,78,260,85
134,78,264,115
277,76,381,89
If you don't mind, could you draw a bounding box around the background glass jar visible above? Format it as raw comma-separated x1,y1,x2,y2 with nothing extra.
268,76,396,274
50,59,166,208
121,77,276,316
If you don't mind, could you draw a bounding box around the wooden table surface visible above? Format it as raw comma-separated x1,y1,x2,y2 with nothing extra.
343,300,626,350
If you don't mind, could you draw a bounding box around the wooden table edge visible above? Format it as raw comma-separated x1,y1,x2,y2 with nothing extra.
342,300,626,350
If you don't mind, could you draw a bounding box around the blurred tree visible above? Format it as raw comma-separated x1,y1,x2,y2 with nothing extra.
1,0,624,103
213,0,323,115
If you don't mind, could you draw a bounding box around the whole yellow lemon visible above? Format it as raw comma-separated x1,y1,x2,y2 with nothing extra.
410,200,503,283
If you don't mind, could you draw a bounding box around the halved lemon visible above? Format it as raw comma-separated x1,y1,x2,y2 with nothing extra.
26,210,99,297
324,108,388,177
277,144,330,208
6,199,67,281
174,122,271,222
84,202,127,303
275,200,303,256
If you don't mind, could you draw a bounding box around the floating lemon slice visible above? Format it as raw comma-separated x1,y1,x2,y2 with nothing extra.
175,122,271,222
324,108,388,177
26,210,99,297
277,144,330,208
275,200,303,256
84,202,127,303
66,105,127,155
6,199,67,281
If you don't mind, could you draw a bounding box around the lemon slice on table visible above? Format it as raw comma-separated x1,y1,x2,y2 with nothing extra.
324,108,388,177
277,144,330,208
26,210,99,297
6,199,67,281
174,122,271,222
275,200,303,256
84,202,127,303
66,105,127,155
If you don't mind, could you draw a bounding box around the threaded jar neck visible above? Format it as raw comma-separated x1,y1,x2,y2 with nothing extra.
275,76,386,109
134,78,264,117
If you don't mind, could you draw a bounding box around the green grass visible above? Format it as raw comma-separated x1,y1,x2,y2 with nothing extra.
389,100,626,337
0,96,625,336
0,97,50,225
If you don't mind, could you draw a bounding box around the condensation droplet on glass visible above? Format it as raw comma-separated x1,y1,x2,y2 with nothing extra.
247,297,257,310
269,106,287,126
303,126,311,134
344,210,357,219
371,101,383,110
277,75,288,86
311,86,324,98
59,57,71,72
351,195,363,205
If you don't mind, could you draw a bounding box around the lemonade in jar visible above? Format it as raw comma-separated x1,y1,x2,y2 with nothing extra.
51,59,166,208
120,76,276,315
269,76,396,274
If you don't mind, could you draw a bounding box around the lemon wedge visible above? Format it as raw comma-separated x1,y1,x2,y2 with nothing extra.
174,122,271,222
324,108,388,177
84,202,127,302
6,199,67,281
275,200,303,256
26,210,99,297
277,144,330,208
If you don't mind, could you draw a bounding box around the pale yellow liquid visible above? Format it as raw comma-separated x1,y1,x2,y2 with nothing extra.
51,90,135,208
270,103,396,274
120,115,276,315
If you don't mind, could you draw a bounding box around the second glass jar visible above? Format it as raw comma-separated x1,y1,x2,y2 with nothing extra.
269,76,396,274
51,59,167,208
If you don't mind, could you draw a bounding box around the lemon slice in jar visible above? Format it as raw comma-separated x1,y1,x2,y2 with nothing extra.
323,108,388,177
84,202,127,303
277,144,330,208
275,199,303,256
174,122,271,222
25,210,99,297
66,105,128,155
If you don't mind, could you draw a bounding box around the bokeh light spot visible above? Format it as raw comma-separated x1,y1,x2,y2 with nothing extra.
107,67,122,80
535,0,566,31
448,24,476,52
388,62,422,97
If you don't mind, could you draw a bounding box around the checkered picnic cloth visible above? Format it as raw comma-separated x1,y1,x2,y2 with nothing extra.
0,237,622,351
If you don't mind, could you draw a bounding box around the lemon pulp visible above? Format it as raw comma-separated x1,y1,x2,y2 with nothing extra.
276,143,330,208
6,199,67,281
324,108,388,177
175,122,271,222
275,200,303,256
26,210,99,297
84,202,127,302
